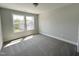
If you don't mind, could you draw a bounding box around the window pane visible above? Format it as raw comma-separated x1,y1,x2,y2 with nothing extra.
13,14,25,32
26,16,34,31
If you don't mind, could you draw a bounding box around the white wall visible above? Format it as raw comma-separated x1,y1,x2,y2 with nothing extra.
0,8,39,42
0,16,3,51
39,4,79,46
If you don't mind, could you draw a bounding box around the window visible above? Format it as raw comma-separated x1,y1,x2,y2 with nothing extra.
13,14,25,32
13,14,35,33
26,16,34,31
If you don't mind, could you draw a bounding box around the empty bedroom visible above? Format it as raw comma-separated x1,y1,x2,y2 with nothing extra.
0,3,79,56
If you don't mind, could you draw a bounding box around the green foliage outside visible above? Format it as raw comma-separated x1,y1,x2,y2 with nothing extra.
14,19,21,32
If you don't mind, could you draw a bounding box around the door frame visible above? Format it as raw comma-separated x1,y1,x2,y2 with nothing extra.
0,16,3,51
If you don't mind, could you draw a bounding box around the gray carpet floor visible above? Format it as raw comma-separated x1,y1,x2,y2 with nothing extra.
0,34,77,56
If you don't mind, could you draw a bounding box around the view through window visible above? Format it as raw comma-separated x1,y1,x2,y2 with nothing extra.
13,14,34,33
26,16,34,31
13,14,25,32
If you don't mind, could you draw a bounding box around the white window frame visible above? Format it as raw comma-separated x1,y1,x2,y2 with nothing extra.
12,14,35,33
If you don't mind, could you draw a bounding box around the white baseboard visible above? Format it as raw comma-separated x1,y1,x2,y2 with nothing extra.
40,33,77,46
